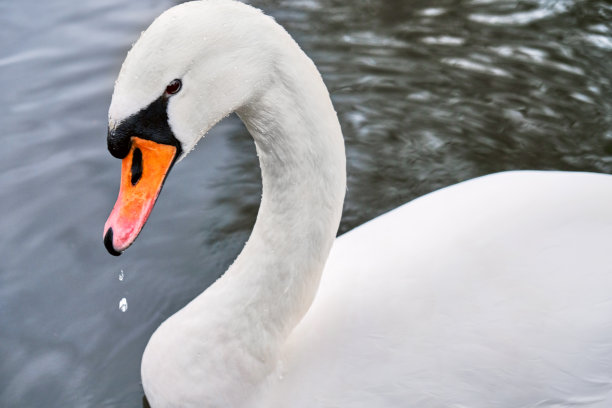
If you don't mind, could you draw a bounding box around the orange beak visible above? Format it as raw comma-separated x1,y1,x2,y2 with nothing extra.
103,137,177,255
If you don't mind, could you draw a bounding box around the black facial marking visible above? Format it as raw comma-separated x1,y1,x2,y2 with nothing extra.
104,228,122,256
107,95,183,159
131,148,143,186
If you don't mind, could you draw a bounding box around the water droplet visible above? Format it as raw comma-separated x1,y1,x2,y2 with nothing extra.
118,270,124,281
119,298,128,312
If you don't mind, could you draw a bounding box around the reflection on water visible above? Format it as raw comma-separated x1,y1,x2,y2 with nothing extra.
1,0,612,406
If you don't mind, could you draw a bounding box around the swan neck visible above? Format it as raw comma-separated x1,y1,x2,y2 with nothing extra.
230,52,347,337
143,35,346,407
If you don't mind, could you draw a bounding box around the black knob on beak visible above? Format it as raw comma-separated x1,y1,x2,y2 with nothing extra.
107,127,131,159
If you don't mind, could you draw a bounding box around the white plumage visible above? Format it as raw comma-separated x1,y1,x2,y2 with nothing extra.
107,1,612,406
271,171,612,408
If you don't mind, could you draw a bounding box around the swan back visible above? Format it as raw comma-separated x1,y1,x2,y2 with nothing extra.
258,171,612,407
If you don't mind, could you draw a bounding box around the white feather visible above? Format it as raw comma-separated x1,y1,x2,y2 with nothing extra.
108,1,612,407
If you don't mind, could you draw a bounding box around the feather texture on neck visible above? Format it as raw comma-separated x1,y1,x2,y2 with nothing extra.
140,4,346,405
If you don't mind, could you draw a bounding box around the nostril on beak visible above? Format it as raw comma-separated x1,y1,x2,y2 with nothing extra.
131,148,143,186
104,228,122,256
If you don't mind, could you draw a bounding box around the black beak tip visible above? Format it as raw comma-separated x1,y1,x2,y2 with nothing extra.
104,228,122,256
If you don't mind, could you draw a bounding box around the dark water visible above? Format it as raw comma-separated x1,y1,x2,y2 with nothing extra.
1,0,612,406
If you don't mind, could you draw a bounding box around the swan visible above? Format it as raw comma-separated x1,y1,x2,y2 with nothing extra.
102,1,612,406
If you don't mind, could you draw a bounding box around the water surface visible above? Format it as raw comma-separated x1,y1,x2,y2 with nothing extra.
1,0,612,406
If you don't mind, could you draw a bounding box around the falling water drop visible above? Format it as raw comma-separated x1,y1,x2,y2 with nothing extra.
118,269,124,281
119,298,128,312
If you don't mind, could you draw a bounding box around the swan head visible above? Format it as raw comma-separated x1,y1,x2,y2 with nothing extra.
103,0,280,255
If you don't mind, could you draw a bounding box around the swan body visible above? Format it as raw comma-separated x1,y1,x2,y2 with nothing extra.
103,1,612,407
267,170,612,408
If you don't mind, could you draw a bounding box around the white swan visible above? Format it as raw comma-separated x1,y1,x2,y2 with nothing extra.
102,1,612,407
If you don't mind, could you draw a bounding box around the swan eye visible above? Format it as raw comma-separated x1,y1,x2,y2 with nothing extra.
165,79,182,95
